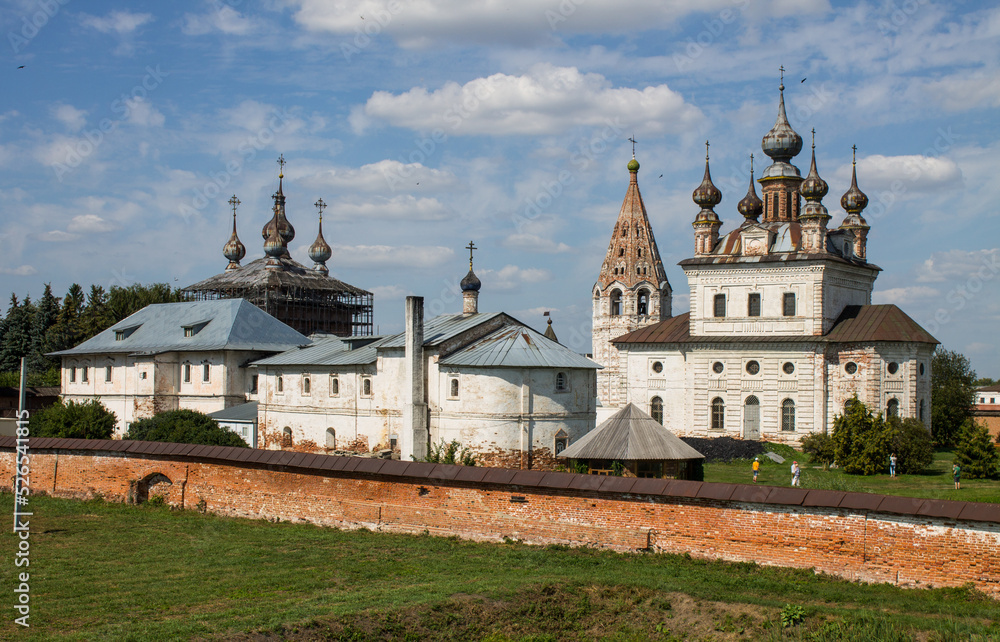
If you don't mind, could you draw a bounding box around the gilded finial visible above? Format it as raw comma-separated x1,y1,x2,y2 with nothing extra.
277,153,286,178
811,128,816,150
852,144,857,165
779,65,785,92
705,140,710,161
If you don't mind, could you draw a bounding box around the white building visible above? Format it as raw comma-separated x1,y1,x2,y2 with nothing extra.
253,269,600,468
54,299,309,435
593,83,938,443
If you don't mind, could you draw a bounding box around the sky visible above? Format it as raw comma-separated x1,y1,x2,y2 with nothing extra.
1,0,998,378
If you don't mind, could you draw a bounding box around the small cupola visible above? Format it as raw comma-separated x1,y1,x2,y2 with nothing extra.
461,240,481,315
308,198,332,276
223,194,246,271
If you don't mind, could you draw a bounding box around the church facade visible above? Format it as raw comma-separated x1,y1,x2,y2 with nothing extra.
593,83,938,443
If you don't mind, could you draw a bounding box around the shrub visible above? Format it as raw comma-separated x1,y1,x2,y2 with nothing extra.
832,397,892,475
421,439,475,466
125,409,248,447
885,417,934,474
953,420,1000,480
801,432,836,467
29,399,117,439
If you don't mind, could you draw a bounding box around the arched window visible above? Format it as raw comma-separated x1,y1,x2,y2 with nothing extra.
362,377,372,396
844,398,858,413
887,398,899,418
919,399,925,422
69,365,77,383
183,363,191,383
555,372,567,392
621,225,628,237
650,396,663,425
105,365,113,382
744,395,760,440
326,428,336,449
81,366,88,383
711,397,725,430
329,375,339,396
554,429,568,455
277,374,284,393
203,362,211,382
637,290,649,316
302,376,311,395
610,290,622,316
282,427,292,447
781,399,796,432
450,378,459,398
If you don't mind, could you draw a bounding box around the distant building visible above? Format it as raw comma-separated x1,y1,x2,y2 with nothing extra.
593,80,938,443
53,299,308,435
209,401,259,448
973,383,1000,443
183,164,373,337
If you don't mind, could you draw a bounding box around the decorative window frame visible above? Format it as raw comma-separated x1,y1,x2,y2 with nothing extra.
329,374,340,397
361,376,373,398
448,375,460,400
555,371,569,393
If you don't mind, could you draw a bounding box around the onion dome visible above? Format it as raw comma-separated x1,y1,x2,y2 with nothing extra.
761,77,803,163
263,220,284,268
737,154,763,221
223,195,246,270
692,142,722,209
460,268,481,292
261,169,295,253
800,130,829,201
840,146,869,215
308,198,332,276
627,158,640,173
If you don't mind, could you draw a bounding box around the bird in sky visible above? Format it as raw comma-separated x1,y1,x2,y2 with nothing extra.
801,78,807,83
17,66,24,69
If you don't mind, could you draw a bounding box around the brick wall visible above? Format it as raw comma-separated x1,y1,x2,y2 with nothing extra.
3,438,999,597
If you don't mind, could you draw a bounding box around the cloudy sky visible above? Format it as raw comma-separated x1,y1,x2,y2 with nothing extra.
1,0,998,377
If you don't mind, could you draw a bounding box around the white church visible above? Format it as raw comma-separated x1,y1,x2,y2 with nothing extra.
591,81,938,443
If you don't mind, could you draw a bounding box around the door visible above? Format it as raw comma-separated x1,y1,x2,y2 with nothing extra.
743,396,760,440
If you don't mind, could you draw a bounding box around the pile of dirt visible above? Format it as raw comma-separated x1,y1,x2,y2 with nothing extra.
681,436,767,463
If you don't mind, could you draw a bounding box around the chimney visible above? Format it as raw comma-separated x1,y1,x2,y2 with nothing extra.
401,296,428,461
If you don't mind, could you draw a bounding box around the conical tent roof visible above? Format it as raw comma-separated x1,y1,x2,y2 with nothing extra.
558,403,704,461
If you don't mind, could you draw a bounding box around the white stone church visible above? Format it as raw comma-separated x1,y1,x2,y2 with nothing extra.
592,82,938,443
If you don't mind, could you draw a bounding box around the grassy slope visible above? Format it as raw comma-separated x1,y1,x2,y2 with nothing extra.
1,495,997,641
705,448,1000,504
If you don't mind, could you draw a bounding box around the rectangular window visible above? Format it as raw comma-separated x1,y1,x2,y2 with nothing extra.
203,363,210,382
713,294,726,318
748,293,761,317
184,327,195,338
69,367,76,383
250,374,258,394
183,364,191,383
783,292,796,317
81,367,88,383
115,330,126,341
104,365,112,382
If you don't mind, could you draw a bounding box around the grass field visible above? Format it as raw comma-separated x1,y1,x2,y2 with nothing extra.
1,494,998,641
704,446,1000,504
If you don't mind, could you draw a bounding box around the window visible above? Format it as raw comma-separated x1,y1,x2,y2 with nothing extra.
621,225,628,236
748,292,761,317
919,399,925,422
711,397,725,430
919,363,925,376
326,428,336,449
610,290,622,316
783,362,795,375
115,330,126,341
277,374,284,393
450,378,459,398
330,375,339,396
554,429,568,455
713,294,726,318
712,361,724,374
651,396,664,425
887,361,899,375
638,248,643,257
637,290,649,315
184,327,195,338
651,361,663,374
140,371,147,380
555,372,567,392
845,362,858,375
618,248,624,257
362,377,372,396
104,365,112,382
81,367,88,383
250,374,258,394
282,427,292,448
887,398,899,418
781,399,796,431
783,292,796,316
203,363,210,382
637,461,663,478
183,363,191,383
845,398,858,413
302,376,311,395
746,360,760,375
69,367,76,383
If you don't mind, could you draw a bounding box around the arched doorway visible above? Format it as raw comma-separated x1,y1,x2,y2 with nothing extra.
743,396,760,440
135,472,172,504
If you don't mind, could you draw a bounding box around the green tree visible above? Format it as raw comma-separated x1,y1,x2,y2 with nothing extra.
974,377,997,387
0,294,36,372
126,409,248,447
80,285,111,339
45,284,85,354
801,432,836,468
953,420,1000,480
29,399,117,439
885,417,934,474
832,397,893,475
931,349,977,447
28,283,59,372
107,283,181,323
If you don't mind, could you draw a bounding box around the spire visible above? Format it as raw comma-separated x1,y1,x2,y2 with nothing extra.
261,154,295,257
223,194,246,271
460,240,481,315
692,141,723,256
761,67,803,166
800,129,830,203
840,145,869,215
543,314,558,343
308,197,332,275
799,130,831,254
692,141,722,208
737,154,763,221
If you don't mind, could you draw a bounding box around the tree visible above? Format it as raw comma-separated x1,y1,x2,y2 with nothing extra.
832,397,892,475
0,294,36,373
28,283,59,373
80,285,111,339
107,283,181,323
801,432,836,468
974,377,997,387
45,284,85,354
885,417,934,475
29,399,117,439
931,349,978,448
953,420,1000,480
125,409,248,447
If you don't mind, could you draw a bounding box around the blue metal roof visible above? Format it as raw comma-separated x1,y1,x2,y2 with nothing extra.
440,325,599,369
377,312,507,349
251,335,382,367
208,401,258,423
50,299,310,356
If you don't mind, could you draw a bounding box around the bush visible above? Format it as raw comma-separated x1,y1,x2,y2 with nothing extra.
29,399,117,439
953,420,1000,480
801,432,835,467
885,417,934,474
125,409,248,447
421,439,475,466
832,398,892,475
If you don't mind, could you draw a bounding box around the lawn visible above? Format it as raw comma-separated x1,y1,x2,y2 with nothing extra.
705,447,1000,504
1,494,998,641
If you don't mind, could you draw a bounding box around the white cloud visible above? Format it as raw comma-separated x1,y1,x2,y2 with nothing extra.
303,160,456,193
68,214,116,233
51,104,87,132
922,73,1000,112
353,64,703,136
182,6,257,36
502,233,572,254
480,264,550,290
873,286,939,305
916,248,1000,283
370,284,409,300
836,154,962,194
329,244,453,269
79,10,154,35
0,265,37,276
124,98,165,127
37,230,78,242
326,196,450,222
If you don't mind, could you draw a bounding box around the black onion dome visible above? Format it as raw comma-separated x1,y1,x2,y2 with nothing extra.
692,157,722,208
761,86,803,162
800,145,829,201
840,159,868,214
460,268,481,292
737,158,763,220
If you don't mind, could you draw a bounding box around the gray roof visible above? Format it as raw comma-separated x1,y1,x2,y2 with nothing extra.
251,335,381,367
208,401,258,423
183,256,371,296
51,299,310,356
377,312,507,349
440,325,599,369
558,403,704,461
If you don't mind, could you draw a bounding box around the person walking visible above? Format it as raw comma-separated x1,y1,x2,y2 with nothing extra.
953,463,961,490
889,453,897,478
752,457,760,483
791,461,801,487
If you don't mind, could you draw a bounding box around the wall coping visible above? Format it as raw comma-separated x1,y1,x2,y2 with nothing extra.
3,436,998,524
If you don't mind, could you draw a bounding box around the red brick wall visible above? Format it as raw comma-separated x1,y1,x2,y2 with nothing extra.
4,448,999,597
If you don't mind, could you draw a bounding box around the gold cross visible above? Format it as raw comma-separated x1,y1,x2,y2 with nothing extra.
228,194,240,220
277,154,286,177
315,197,326,219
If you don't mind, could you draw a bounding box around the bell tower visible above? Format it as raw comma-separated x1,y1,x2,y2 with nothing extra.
592,150,671,412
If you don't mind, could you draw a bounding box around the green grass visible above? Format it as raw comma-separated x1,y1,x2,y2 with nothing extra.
1,494,999,640
707,447,1000,503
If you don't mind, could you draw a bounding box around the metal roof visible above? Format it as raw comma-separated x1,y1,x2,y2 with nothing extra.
183,256,371,296
251,335,381,367
377,312,508,349
558,403,705,461
50,299,311,356
613,305,937,346
208,401,258,423
440,325,599,369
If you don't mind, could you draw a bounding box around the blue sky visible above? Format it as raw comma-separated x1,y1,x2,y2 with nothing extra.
1,0,998,378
